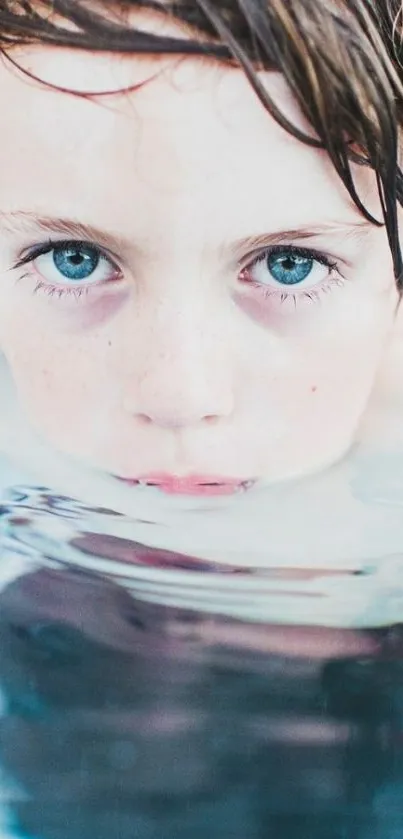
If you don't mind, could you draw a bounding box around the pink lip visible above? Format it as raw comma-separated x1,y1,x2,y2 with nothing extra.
115,473,255,496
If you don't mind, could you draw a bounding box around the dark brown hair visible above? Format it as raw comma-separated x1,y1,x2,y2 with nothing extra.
1,0,403,282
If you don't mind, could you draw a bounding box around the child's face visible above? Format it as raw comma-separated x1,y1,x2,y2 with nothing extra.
0,24,399,492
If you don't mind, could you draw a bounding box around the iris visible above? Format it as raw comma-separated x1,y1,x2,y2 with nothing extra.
268,251,313,285
53,245,99,281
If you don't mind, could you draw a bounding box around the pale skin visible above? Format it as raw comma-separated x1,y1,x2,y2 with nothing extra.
0,13,402,495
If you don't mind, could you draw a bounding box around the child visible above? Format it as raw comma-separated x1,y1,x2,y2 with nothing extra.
0,6,403,839
0,0,401,509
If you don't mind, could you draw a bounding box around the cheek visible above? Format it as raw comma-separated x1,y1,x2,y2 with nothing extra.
296,331,392,438
243,297,394,437
0,337,96,444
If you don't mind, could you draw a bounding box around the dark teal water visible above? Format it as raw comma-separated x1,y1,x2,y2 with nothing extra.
0,486,402,839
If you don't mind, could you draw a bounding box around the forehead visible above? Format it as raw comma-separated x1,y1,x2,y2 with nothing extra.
0,37,379,238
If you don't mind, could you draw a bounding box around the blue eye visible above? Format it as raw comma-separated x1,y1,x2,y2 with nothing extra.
245,246,336,292
53,244,100,281
14,240,119,290
267,251,313,285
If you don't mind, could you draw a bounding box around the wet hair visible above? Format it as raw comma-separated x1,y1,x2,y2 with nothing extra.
0,1,403,283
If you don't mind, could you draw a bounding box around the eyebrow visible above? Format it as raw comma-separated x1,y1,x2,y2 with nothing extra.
0,211,131,256
0,210,374,257
229,221,373,259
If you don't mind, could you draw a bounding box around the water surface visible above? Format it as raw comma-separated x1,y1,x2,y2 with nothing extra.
0,475,402,838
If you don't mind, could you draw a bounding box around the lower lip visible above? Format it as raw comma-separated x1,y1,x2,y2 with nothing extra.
115,476,254,496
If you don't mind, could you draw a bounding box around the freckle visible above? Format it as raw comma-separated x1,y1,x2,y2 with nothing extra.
311,385,317,393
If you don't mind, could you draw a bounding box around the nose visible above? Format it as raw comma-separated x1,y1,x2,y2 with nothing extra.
120,304,235,430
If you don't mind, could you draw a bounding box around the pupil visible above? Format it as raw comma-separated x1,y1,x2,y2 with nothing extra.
268,252,313,286
53,246,99,281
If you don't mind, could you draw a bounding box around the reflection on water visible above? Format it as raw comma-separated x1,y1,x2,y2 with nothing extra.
2,484,403,629
0,484,402,837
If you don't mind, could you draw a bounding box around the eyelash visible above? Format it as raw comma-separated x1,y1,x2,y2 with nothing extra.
12,239,121,301
11,239,345,306
240,245,344,305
